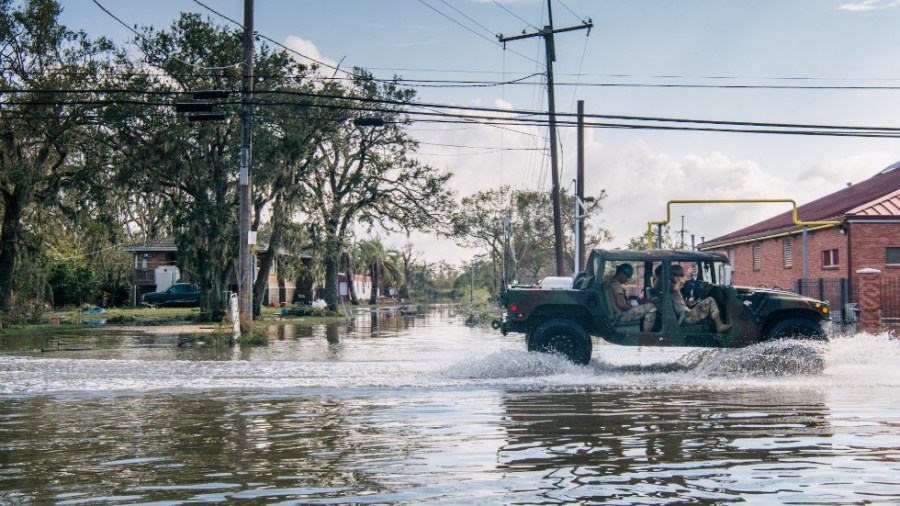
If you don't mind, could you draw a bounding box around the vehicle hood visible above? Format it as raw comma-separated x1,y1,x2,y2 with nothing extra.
733,285,828,306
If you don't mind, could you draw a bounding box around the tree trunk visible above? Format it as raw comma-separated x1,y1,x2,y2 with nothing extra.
341,251,359,305
369,262,379,305
324,255,340,311
253,197,286,316
0,190,24,311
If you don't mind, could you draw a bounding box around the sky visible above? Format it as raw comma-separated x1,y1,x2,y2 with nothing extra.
56,0,900,267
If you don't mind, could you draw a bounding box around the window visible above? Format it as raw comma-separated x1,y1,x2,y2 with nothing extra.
887,247,900,265
752,243,761,271
784,238,793,268
822,249,839,268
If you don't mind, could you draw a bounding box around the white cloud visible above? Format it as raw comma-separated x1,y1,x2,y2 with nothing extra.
839,0,900,11
282,35,339,70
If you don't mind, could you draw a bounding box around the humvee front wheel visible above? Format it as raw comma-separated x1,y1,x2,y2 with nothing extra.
766,317,826,341
531,318,592,365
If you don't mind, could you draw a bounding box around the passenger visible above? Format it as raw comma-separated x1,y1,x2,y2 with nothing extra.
648,264,663,297
669,264,732,333
608,263,656,325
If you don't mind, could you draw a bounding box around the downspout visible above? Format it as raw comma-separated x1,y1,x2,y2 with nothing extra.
845,220,853,303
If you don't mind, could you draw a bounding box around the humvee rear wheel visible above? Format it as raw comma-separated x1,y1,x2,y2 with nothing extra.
531,318,592,365
766,317,826,341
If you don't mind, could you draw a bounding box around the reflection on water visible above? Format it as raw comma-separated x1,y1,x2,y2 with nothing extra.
1,306,899,504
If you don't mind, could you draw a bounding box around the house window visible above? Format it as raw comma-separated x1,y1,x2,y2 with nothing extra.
752,243,761,271
727,248,735,272
887,247,900,265
822,249,839,268
783,238,793,268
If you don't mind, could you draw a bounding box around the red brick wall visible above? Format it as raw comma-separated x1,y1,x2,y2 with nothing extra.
722,228,847,290
848,222,900,299
848,222,900,272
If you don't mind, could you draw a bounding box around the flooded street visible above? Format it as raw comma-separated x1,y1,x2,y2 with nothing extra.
2,305,900,504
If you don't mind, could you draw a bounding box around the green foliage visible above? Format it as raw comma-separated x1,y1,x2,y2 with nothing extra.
456,293,499,327
0,302,45,329
0,0,116,311
237,329,269,346
450,187,612,283
46,258,99,308
284,304,339,318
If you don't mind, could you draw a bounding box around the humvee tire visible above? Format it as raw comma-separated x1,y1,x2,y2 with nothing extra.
531,318,592,365
766,317,826,341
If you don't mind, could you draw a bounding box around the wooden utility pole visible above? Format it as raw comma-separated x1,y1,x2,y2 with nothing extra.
239,0,254,334
576,100,585,272
499,1,591,276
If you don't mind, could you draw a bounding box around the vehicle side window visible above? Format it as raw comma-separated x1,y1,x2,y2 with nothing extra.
171,285,184,293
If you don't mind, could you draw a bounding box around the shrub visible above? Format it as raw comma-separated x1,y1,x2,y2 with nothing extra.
46,259,99,308
284,304,339,318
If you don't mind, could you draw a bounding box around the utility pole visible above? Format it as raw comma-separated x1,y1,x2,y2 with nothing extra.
238,0,254,334
575,100,585,272
499,2,592,276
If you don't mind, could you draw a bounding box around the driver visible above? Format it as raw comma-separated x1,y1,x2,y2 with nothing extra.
670,264,732,333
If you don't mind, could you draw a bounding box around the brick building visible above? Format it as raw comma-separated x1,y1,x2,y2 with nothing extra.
699,162,900,323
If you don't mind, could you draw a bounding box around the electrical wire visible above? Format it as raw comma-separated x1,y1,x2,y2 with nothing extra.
492,0,540,31
7,87,900,138
92,0,244,71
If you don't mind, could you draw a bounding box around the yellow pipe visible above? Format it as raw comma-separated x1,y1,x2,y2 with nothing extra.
646,199,843,249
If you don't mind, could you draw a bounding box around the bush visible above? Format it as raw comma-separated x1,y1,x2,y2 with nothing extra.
284,304,339,318
46,259,99,308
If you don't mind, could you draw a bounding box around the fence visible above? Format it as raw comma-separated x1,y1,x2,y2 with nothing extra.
882,276,900,324
795,278,851,324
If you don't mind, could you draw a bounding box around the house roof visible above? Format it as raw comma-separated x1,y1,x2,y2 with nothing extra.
122,237,177,252
123,236,312,259
702,163,900,248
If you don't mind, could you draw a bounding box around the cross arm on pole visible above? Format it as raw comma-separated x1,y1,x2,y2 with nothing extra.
498,20,593,44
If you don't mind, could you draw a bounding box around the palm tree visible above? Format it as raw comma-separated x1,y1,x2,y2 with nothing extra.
358,239,404,305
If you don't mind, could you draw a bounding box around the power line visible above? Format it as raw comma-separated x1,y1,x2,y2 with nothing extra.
8,87,900,138
415,0,542,65
492,0,540,31
191,0,352,77
92,0,243,71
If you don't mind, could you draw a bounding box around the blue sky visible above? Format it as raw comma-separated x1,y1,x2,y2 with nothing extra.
58,0,900,265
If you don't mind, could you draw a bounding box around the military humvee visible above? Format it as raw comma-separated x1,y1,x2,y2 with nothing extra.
498,249,831,365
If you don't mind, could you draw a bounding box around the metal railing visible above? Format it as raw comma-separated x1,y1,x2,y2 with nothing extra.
796,278,849,323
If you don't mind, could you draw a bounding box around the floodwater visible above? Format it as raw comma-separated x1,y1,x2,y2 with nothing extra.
1,305,899,505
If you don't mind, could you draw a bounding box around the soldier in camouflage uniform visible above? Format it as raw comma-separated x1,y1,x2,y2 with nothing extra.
608,263,657,325
669,264,732,332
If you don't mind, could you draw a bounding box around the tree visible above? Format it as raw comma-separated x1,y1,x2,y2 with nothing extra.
357,238,403,305
300,72,454,310
450,186,611,284
108,13,334,318
624,226,682,250
0,0,115,311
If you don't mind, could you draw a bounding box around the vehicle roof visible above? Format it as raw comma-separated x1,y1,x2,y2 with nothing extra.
593,249,729,263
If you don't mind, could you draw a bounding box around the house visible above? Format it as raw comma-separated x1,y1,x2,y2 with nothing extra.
339,273,373,302
123,237,315,307
699,162,900,323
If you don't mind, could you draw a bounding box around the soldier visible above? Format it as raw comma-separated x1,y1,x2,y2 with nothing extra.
670,264,732,333
608,263,657,325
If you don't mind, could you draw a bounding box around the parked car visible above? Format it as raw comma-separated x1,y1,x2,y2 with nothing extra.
498,249,831,365
141,283,201,307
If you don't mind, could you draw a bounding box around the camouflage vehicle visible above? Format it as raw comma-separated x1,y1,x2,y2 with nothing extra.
498,249,831,365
